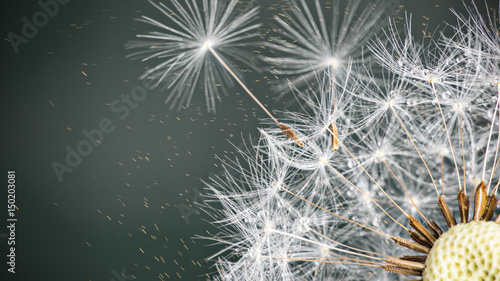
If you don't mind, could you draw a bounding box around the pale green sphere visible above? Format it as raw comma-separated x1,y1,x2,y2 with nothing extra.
422,221,500,281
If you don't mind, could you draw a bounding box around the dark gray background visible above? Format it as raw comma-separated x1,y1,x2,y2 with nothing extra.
0,0,496,280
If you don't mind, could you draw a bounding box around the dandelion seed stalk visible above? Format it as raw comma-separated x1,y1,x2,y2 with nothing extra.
206,45,279,126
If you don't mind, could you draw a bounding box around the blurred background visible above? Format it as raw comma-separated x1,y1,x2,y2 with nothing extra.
0,0,496,280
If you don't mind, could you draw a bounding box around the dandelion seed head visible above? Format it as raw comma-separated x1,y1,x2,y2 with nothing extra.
319,157,328,166
203,40,213,49
454,102,464,112
437,146,449,157
296,217,311,233
385,100,393,109
201,1,500,280
263,222,274,234
375,150,384,159
327,57,341,69
423,222,500,280
320,246,330,256
272,181,285,193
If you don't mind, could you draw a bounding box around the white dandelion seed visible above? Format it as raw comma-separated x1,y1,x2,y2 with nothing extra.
127,0,309,146
126,0,261,113
265,0,394,94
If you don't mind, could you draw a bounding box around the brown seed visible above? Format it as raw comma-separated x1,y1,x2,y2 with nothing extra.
400,255,427,263
438,195,457,227
384,257,426,271
391,236,430,254
473,181,488,221
408,216,436,244
409,230,433,248
381,265,422,276
279,123,304,147
427,220,443,238
482,195,497,221
330,122,339,151
457,190,470,224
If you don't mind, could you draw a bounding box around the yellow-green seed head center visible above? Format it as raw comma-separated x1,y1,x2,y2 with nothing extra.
423,221,500,281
